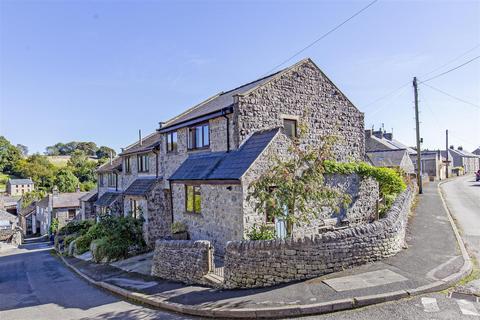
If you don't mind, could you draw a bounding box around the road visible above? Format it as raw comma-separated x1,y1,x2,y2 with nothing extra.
441,173,480,262
0,238,192,320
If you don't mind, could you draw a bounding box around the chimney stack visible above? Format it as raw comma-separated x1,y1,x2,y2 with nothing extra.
458,146,463,151
449,145,454,149
52,185,59,196
158,122,165,130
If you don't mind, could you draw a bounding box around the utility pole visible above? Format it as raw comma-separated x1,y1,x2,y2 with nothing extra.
413,77,423,194
445,129,449,179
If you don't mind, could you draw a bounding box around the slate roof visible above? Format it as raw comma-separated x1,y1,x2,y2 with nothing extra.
52,192,88,208
79,189,98,202
97,156,123,173
162,72,283,130
95,192,122,207
119,131,161,156
8,178,34,186
446,148,480,158
366,149,409,168
367,134,417,154
170,128,279,181
124,177,159,196
473,147,480,155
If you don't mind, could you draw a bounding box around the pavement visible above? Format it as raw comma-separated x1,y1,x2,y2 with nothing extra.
55,180,473,318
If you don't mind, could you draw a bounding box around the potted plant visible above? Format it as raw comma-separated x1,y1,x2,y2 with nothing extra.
171,221,188,240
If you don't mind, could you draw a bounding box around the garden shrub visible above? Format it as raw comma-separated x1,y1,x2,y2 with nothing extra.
73,216,146,259
58,220,94,236
247,224,276,240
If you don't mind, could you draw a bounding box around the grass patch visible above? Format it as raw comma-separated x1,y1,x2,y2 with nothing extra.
457,256,480,288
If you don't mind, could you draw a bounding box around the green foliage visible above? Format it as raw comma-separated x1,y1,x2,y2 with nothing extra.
96,146,116,159
54,168,80,192
58,220,94,236
0,136,22,174
50,218,59,235
63,234,77,249
171,221,187,234
80,180,96,191
21,190,47,208
323,161,407,196
67,150,97,183
248,135,351,236
13,154,57,192
91,237,130,263
74,216,145,257
247,224,276,240
45,141,116,158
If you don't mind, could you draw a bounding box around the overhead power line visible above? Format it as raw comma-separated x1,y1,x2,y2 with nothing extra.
420,55,480,83
362,44,480,110
421,82,480,109
263,0,378,76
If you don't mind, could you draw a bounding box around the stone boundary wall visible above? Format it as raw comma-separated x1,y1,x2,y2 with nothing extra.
224,185,415,289
151,240,212,285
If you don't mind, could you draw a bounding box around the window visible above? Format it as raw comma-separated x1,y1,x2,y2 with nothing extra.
188,123,209,150
137,154,149,172
107,173,117,187
130,199,140,219
166,131,178,153
185,185,201,213
125,156,131,174
283,119,297,138
99,174,105,187
68,209,76,219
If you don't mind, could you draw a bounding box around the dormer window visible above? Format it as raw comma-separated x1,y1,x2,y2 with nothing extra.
283,119,297,138
188,123,209,150
166,131,178,153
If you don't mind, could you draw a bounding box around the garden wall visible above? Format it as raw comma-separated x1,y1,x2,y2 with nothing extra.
224,185,415,288
151,240,213,285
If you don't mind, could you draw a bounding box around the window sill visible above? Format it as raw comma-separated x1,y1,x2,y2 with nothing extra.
184,211,202,216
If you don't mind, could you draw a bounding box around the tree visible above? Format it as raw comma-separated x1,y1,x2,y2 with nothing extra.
77,142,98,156
247,135,351,237
12,154,56,191
67,150,97,183
0,136,22,174
96,146,116,159
54,168,80,192
16,144,28,157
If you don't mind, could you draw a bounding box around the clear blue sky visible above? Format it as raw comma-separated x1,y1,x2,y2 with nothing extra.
1,0,479,154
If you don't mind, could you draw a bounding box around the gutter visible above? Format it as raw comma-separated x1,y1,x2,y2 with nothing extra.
158,106,234,133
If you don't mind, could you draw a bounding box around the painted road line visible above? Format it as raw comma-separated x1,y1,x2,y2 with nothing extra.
421,297,440,313
456,299,480,316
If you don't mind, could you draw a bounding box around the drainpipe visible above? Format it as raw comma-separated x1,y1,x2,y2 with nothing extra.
153,147,159,178
168,180,174,225
222,109,230,152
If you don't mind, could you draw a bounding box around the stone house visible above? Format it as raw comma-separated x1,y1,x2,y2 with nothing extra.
95,156,123,216
18,202,37,236
366,149,415,174
36,189,88,235
443,146,480,174
365,129,415,174
410,150,448,181
79,189,97,220
6,178,34,196
154,58,368,253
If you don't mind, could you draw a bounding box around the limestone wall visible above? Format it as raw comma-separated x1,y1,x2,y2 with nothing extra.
234,59,365,162
151,240,212,285
171,183,244,254
224,185,415,288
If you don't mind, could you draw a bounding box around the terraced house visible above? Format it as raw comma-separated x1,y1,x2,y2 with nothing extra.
93,58,368,252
